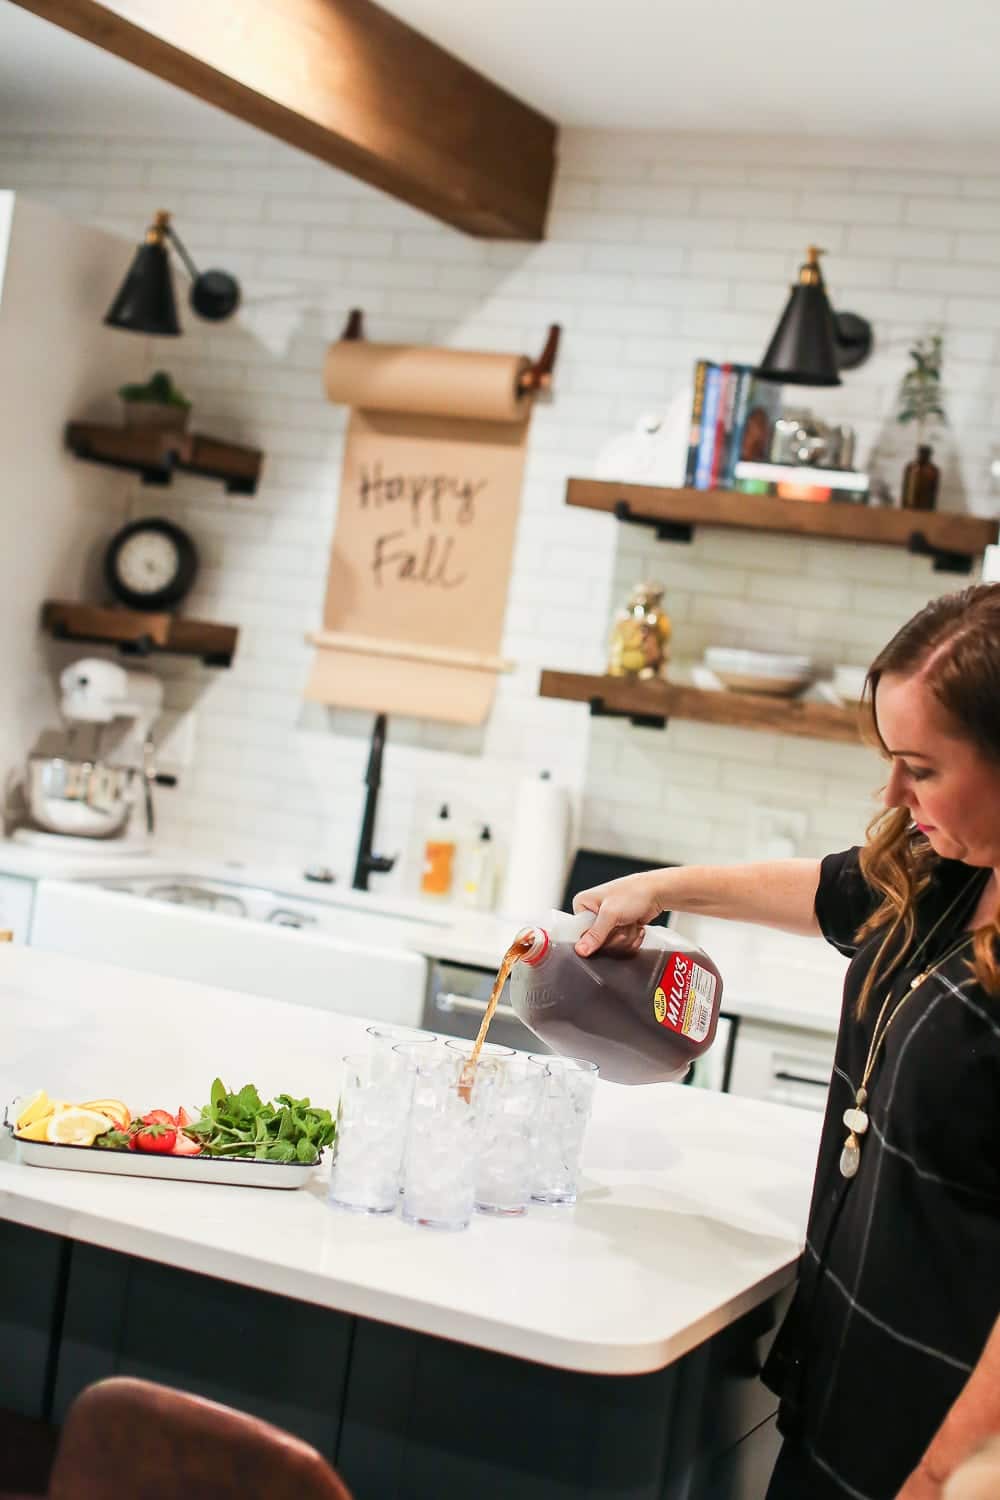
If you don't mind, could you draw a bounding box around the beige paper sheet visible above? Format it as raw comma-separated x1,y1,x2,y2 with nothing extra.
308,343,534,725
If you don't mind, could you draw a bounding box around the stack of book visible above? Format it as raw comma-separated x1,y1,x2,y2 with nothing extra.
733,462,870,503
684,361,783,491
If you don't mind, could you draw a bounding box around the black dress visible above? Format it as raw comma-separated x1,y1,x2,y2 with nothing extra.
762,846,1000,1500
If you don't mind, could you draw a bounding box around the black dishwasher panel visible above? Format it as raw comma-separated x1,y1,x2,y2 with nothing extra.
421,959,550,1054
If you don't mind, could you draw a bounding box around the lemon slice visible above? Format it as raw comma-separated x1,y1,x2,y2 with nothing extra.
79,1099,131,1130
46,1108,114,1147
15,1090,51,1131
16,1115,56,1141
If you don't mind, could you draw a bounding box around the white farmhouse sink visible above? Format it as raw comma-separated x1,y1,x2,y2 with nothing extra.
29,877,428,1027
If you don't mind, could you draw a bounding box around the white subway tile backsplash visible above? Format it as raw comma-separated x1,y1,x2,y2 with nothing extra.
4,126,994,890
587,244,686,274
852,170,959,196
307,227,396,257
743,219,847,253
897,261,1000,296
695,187,799,218
747,572,854,611
595,183,694,214
907,196,1000,231
846,224,953,258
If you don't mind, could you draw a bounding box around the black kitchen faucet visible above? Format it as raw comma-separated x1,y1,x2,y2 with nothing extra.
352,712,397,891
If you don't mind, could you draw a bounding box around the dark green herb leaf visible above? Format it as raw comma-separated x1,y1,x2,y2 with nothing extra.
95,1130,131,1151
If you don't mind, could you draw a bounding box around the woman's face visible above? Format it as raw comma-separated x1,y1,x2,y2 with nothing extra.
875,671,1000,868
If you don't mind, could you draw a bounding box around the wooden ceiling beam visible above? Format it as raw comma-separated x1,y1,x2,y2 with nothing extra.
11,0,557,239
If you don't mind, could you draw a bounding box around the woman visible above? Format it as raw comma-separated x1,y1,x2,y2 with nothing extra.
574,585,1000,1500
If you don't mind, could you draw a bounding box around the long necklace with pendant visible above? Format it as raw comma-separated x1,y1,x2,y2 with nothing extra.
839,872,986,1180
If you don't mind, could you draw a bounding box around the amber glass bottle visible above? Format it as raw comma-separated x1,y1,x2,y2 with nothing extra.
901,444,940,511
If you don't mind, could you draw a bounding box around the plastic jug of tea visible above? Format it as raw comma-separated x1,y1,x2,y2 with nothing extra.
508,910,724,1085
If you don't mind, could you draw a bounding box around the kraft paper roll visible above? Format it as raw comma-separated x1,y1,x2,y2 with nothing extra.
323,340,532,424
499,774,572,921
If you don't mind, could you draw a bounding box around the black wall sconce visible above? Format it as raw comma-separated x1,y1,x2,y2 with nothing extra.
757,245,873,387
104,211,241,336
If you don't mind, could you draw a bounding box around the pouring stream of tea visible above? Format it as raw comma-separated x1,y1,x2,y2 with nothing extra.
459,930,535,1095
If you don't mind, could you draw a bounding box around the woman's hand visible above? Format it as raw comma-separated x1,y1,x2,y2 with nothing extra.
572,872,665,956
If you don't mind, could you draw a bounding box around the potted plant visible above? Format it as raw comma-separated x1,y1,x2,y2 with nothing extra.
118,370,192,433
896,334,946,510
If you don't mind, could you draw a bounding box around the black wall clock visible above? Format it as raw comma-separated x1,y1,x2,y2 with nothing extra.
104,517,199,612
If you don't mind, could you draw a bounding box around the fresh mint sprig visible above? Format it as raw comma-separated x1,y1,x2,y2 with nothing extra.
186,1078,336,1163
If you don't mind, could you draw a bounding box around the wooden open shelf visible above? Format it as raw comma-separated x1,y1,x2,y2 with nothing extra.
566,478,998,573
66,423,263,496
43,601,238,668
539,669,863,744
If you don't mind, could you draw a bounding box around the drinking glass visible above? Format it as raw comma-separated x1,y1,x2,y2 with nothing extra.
391,1039,451,1190
366,1023,437,1050
401,1054,494,1231
327,1050,414,1215
528,1055,598,1206
475,1056,546,1217
391,1038,449,1070
444,1038,517,1064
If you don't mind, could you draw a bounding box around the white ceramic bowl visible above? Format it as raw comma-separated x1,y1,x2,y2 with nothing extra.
711,670,812,697
704,647,813,678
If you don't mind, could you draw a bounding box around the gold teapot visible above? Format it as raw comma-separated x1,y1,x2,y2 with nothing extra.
607,582,671,680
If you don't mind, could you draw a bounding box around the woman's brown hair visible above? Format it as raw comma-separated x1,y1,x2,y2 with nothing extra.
856,584,1000,1016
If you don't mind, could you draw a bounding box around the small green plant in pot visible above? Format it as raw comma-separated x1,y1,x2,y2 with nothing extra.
118,370,192,433
896,334,946,510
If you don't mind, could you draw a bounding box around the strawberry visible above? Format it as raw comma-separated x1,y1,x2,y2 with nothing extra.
175,1107,193,1128
170,1132,202,1157
134,1121,177,1154
141,1109,175,1127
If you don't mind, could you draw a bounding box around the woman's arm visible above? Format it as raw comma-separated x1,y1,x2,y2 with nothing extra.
573,858,822,954
898,1313,1000,1499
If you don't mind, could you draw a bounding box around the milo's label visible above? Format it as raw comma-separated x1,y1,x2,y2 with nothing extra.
654,954,717,1043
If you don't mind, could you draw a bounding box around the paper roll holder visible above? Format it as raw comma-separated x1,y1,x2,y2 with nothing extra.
338,308,561,397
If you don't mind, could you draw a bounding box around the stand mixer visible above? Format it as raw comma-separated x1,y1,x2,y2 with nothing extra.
22,658,174,846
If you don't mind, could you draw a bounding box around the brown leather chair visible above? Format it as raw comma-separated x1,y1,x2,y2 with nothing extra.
5,1378,355,1500
0,1406,59,1497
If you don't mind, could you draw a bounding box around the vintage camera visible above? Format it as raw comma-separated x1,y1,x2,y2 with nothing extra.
769,410,856,469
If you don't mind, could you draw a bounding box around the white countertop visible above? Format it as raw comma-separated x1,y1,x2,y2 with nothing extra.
0,945,822,1376
0,840,170,882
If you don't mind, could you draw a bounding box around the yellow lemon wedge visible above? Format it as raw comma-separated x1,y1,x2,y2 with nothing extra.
16,1115,57,1141
15,1090,51,1131
45,1108,114,1147
79,1099,131,1131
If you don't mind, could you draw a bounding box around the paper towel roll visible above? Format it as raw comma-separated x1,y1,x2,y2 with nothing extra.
323,340,532,424
499,774,572,921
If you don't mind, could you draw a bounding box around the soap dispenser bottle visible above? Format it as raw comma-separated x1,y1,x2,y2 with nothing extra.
459,824,497,911
420,804,456,898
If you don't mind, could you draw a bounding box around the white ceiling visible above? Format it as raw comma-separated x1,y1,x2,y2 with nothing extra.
0,0,998,142
378,0,1000,140
0,5,257,140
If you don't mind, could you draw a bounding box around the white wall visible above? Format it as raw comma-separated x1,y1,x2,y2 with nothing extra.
0,192,144,811
0,128,995,883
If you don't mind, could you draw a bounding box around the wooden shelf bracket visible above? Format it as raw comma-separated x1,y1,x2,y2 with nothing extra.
906,529,975,575
588,694,667,731
613,499,694,545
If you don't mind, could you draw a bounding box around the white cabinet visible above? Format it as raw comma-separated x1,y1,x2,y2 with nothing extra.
728,1017,835,1113
0,874,35,944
